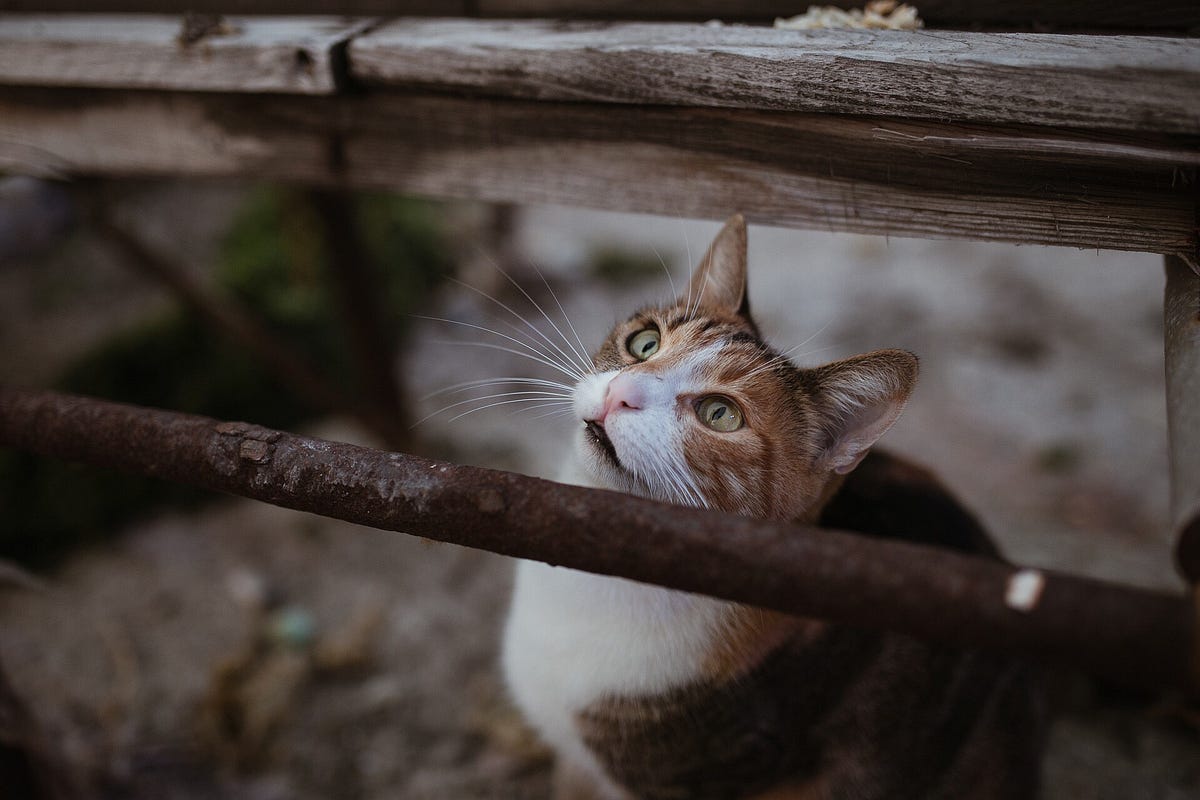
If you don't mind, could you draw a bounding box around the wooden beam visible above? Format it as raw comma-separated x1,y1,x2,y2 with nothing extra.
1,88,1196,257
2,1,1195,31
477,1,1200,30
349,20,1200,135
343,96,1200,256
0,14,374,94
0,1,458,14
6,16,1195,129
0,89,331,180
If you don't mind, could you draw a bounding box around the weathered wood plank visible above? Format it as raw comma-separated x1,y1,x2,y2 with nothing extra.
350,19,1200,135
0,14,374,94
478,0,1200,30
342,95,1199,258
0,89,331,179
2,1,1195,31
2,88,1195,258
0,1,458,13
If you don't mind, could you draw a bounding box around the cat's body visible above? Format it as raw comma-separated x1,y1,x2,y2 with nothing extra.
502,216,1044,799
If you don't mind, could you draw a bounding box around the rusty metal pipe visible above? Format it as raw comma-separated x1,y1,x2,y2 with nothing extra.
0,385,1195,692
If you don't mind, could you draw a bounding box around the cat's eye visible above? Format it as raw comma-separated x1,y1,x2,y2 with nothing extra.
696,396,743,432
627,329,661,360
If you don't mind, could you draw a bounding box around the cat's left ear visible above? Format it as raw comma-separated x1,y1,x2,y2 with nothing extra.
683,213,750,316
809,350,918,475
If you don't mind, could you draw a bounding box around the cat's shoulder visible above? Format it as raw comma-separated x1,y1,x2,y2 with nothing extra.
819,450,1001,559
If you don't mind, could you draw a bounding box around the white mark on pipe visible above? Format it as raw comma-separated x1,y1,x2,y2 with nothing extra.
1005,569,1046,613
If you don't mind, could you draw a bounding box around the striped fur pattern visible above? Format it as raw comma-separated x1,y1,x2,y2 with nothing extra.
502,215,1044,799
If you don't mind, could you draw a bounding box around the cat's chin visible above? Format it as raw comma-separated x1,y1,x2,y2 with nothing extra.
584,420,622,470
576,431,627,485
572,429,702,510
571,425,647,495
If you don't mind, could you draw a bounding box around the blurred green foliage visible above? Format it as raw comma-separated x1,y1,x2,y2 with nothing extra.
0,189,451,569
586,245,668,284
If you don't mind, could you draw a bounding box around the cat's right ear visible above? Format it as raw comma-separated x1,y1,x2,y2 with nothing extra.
808,350,918,475
681,213,750,317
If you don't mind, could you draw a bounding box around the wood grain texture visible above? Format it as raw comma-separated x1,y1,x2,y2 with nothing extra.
2,1,1195,30
0,14,374,94
2,88,1195,258
0,89,330,179
478,0,1200,29
0,1,457,12
350,20,1200,135
342,95,1199,257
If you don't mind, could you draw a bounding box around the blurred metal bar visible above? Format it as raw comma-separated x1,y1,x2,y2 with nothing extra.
0,385,1195,694
89,202,406,446
307,188,412,449
1165,254,1200,583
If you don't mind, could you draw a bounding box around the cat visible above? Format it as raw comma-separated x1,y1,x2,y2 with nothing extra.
501,215,1044,800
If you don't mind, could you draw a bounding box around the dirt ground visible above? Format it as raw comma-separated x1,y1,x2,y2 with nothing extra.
1,187,1198,798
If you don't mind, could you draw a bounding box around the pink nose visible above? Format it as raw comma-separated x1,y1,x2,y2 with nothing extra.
597,373,646,424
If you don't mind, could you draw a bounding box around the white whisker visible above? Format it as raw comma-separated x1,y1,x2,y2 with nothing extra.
529,406,577,421
429,338,585,382
650,243,677,301
446,396,574,423
422,376,574,401
793,319,834,352
668,457,707,508
517,400,576,416
739,351,795,382
786,343,840,364
467,247,594,376
525,260,594,375
449,275,589,381
418,313,587,380
415,389,573,427
739,338,841,384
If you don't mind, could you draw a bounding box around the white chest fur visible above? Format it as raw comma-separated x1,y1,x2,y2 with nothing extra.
502,554,733,771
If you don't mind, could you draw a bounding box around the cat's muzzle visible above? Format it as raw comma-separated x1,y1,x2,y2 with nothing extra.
585,420,622,469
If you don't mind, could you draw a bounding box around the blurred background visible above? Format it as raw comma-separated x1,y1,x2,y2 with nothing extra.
0,178,1197,798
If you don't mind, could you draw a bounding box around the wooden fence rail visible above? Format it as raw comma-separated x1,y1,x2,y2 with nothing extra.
1,15,1197,261
2,1,1197,31
0,385,1196,694
351,20,1200,134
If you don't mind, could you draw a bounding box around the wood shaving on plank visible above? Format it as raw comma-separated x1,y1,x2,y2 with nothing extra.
775,1,924,30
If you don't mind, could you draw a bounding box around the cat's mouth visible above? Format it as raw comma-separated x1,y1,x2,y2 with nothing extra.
585,420,623,469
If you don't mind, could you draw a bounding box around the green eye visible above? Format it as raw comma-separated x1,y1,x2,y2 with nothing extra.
627,329,660,360
697,396,743,432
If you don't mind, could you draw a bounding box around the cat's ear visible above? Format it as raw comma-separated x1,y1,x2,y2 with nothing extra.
809,350,918,475
683,213,750,316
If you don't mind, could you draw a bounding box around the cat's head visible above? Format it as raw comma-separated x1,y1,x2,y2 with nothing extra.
572,214,917,521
